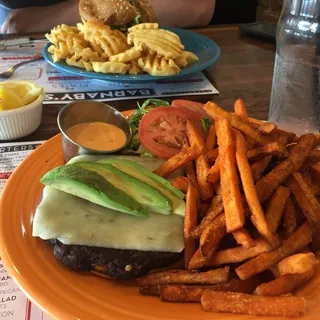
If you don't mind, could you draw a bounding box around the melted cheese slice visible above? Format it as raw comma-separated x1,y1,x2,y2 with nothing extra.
33,186,184,252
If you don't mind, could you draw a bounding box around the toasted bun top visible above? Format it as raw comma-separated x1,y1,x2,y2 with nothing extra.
79,0,157,25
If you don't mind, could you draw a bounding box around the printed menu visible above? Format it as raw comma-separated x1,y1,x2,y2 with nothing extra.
0,141,51,320
0,49,219,105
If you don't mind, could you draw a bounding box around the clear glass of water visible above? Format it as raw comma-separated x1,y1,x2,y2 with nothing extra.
268,0,320,135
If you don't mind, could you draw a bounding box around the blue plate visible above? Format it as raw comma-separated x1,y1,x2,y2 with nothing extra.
43,27,221,82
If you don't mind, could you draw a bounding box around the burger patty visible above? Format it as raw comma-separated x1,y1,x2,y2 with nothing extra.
47,239,181,280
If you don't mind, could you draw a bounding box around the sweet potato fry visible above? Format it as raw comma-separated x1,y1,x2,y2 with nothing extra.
234,130,277,245
199,214,226,260
315,133,320,146
308,149,320,163
254,269,315,296
204,101,272,145
208,194,222,212
154,144,202,178
171,176,189,194
255,134,315,202
207,238,273,266
300,165,312,184
232,228,255,248
184,161,197,186
139,285,160,296
196,154,214,200
159,278,257,302
216,119,245,232
289,134,316,170
160,285,205,302
186,119,206,150
310,162,320,185
265,186,291,233
255,159,294,202
247,117,264,126
235,221,312,280
277,253,318,275
250,155,272,182
186,120,214,200
184,182,198,268
207,156,220,183
201,195,222,219
234,98,248,118
270,130,295,146
213,277,258,294
201,291,307,317
188,248,206,270
245,136,256,150
205,124,216,151
286,172,320,231
275,129,296,144
199,203,210,219
258,122,277,134
282,197,298,238
137,267,230,286
247,142,288,161
190,204,224,239
213,182,222,195
206,148,219,165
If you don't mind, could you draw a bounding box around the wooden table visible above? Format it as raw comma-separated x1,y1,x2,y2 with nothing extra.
2,26,276,143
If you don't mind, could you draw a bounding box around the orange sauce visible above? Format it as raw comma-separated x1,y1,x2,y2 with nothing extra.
66,122,127,151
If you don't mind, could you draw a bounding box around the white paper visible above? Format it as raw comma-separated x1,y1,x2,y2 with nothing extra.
0,141,51,320
0,49,219,104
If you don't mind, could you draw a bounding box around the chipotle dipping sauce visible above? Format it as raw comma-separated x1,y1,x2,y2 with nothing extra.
66,122,127,151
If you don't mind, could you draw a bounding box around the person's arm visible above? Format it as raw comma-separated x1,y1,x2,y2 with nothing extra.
1,0,80,34
151,0,216,28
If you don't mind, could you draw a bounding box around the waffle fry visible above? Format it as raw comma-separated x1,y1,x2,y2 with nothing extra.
46,22,198,76
138,54,180,76
92,61,129,74
73,47,104,62
181,51,200,64
78,20,129,58
174,55,189,68
128,64,143,75
109,47,142,63
128,29,184,59
66,56,93,71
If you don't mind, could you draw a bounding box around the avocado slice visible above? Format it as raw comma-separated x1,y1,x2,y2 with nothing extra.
40,165,146,217
68,155,185,179
97,159,186,217
72,161,172,215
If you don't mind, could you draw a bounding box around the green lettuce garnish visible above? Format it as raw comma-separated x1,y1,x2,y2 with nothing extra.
200,118,211,132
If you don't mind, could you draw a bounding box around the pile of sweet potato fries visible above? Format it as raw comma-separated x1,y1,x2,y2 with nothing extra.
137,99,320,318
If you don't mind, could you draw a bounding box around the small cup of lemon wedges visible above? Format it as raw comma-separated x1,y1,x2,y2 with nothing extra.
0,81,45,140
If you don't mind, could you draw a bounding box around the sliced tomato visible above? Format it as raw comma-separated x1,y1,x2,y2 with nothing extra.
171,99,211,119
138,106,204,159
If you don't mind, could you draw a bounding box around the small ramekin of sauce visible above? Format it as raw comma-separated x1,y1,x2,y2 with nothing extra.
58,101,132,162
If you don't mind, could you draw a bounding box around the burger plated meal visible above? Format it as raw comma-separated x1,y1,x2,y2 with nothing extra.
45,0,199,77
32,98,320,317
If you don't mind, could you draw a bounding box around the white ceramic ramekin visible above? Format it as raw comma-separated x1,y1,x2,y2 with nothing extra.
0,92,45,140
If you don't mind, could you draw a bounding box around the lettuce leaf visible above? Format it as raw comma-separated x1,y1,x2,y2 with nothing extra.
200,118,211,132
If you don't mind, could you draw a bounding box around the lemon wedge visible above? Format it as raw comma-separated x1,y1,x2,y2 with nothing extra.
0,81,43,111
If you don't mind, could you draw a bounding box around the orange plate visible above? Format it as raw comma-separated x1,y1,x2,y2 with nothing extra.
0,112,320,320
